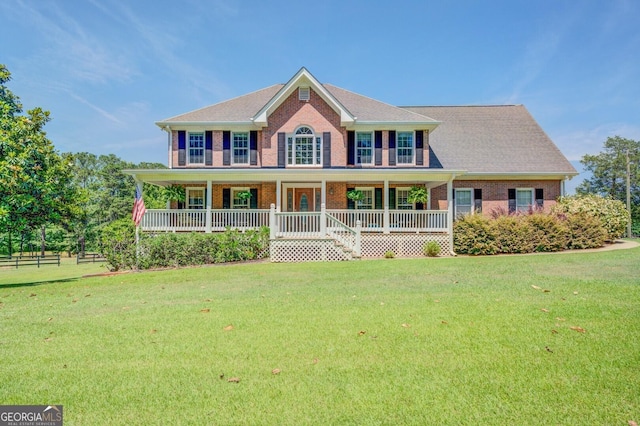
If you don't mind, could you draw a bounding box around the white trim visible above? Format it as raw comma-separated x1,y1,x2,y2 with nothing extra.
454,188,473,216
186,187,205,209
187,131,205,165
516,188,534,212
396,131,415,165
355,132,374,166
252,67,355,126
354,186,375,210
395,186,414,210
231,131,249,165
286,126,323,167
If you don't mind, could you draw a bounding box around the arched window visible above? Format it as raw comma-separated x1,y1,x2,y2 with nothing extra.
287,126,322,166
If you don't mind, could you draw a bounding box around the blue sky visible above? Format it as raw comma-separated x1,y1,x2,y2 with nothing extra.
1,0,639,189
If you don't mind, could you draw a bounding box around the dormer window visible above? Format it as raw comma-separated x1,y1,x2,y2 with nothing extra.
299,87,310,101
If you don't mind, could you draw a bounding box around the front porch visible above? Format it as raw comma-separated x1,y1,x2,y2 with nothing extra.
141,204,453,261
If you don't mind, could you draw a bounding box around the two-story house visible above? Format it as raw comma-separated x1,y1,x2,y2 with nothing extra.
127,67,576,261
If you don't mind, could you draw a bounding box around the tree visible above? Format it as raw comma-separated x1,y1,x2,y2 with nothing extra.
0,64,79,255
577,136,640,234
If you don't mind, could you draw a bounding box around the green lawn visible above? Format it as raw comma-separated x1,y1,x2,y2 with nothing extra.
1,248,639,425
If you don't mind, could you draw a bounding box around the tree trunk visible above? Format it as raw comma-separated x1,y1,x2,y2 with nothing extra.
7,230,12,258
41,225,46,256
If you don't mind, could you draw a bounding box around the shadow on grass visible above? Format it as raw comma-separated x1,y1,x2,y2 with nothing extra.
0,277,80,289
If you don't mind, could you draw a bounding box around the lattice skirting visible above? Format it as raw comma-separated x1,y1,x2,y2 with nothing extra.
361,233,451,258
269,233,451,262
270,239,353,263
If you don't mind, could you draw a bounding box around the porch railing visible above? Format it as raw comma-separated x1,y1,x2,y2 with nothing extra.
141,209,270,232
141,208,448,234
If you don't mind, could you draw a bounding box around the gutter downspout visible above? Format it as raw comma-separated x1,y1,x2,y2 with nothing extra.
447,174,457,256
165,126,172,169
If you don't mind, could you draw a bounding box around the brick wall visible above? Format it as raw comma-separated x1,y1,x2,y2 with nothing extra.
430,180,562,213
263,88,345,167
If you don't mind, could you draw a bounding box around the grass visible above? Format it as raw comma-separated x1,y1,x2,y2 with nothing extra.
1,248,639,425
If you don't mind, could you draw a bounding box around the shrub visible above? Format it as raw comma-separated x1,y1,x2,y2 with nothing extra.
99,218,138,271
491,215,534,253
384,250,395,259
423,241,441,257
100,226,270,271
563,212,607,249
523,213,568,252
453,214,498,255
553,195,629,241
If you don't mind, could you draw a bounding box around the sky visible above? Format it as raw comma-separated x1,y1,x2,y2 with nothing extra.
1,0,639,191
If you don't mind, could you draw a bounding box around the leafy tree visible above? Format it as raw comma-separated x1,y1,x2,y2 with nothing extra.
0,64,79,255
577,136,639,233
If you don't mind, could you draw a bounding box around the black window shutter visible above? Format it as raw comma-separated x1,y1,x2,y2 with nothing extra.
178,131,186,166
388,131,396,166
323,132,331,168
250,131,258,166
347,187,355,209
223,188,231,209
508,188,516,213
250,188,258,209
205,131,213,166
375,188,383,209
222,131,231,166
347,131,355,166
374,131,382,166
474,188,482,213
415,130,424,166
535,188,544,209
277,132,286,168
388,188,396,209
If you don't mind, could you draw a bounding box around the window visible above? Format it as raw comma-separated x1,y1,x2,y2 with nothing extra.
516,189,534,212
287,126,322,166
188,132,204,164
397,132,414,164
232,132,249,164
355,187,374,210
356,132,373,165
187,188,205,209
396,188,413,210
455,189,472,216
232,188,250,209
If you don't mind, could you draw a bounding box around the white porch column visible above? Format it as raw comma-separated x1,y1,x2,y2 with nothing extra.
383,179,390,234
320,203,327,236
205,180,212,233
447,179,454,254
321,180,327,206
276,179,282,212
269,204,276,239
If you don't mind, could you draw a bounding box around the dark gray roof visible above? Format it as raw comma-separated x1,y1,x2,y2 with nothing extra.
162,85,283,122
159,83,438,125
403,105,577,175
324,84,438,123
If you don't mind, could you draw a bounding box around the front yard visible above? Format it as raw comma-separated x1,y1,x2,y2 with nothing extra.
0,247,639,424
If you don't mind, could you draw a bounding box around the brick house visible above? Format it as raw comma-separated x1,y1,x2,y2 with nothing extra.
127,68,576,261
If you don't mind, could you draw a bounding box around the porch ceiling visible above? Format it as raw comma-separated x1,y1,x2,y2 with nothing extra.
124,168,466,187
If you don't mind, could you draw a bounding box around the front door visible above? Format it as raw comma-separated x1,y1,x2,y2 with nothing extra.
295,188,315,212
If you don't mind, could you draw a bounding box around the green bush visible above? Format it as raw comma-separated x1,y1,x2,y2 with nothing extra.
423,241,441,257
492,215,534,254
384,250,395,259
523,213,568,252
100,225,270,271
563,212,607,249
453,214,498,255
553,194,629,241
99,218,138,271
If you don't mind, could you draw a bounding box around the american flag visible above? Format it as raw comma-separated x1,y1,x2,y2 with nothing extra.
132,186,146,226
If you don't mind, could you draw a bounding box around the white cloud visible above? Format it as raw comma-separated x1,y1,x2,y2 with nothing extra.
553,123,640,161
